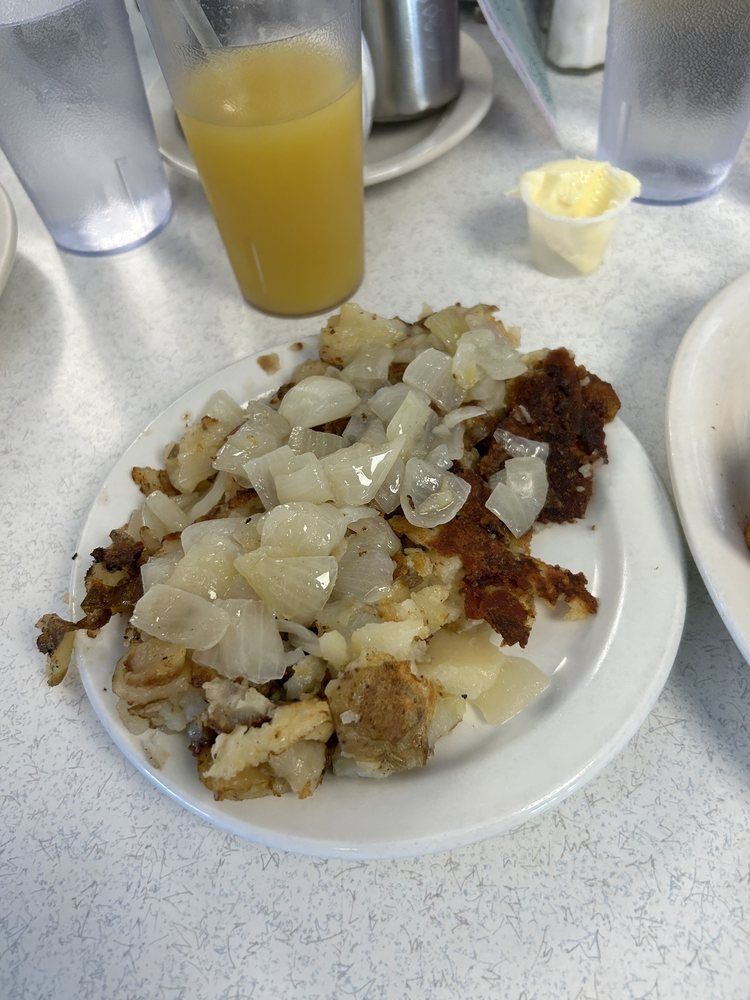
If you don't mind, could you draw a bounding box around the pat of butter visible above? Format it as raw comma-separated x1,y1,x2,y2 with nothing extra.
518,158,641,276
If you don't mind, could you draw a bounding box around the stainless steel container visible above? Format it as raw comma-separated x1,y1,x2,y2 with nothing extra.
362,0,460,122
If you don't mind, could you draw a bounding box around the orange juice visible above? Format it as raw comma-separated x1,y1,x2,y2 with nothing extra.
177,40,363,315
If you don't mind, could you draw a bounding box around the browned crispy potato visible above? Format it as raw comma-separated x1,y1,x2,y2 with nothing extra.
131,466,178,497
327,655,439,775
196,747,288,801
35,614,78,686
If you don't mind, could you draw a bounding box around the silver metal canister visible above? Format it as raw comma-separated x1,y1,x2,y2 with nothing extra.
362,0,461,122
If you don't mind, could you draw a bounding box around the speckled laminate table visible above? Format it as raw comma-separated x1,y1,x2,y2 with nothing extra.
2,11,749,1000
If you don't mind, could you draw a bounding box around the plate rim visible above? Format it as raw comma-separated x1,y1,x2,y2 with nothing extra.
0,180,17,298
666,269,750,664
71,338,687,858
147,30,494,188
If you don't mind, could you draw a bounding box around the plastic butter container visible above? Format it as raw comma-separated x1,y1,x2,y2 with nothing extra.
518,158,641,277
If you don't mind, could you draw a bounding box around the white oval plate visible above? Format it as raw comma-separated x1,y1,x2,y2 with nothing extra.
72,338,686,858
0,181,17,297
147,31,494,188
667,271,750,664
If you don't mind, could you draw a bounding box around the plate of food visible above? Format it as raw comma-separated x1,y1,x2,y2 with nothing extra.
38,302,686,858
147,31,494,188
667,270,750,664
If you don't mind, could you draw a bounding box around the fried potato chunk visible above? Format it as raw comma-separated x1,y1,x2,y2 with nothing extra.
326,655,439,775
204,699,333,781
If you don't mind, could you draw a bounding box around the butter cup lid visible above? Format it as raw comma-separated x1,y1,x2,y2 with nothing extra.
519,158,641,225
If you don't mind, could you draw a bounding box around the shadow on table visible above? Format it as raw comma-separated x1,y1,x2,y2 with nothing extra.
460,196,527,261
54,169,246,378
0,254,63,375
669,562,750,783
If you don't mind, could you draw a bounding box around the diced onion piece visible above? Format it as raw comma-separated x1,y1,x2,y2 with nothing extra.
485,481,529,537
400,458,471,528
166,535,242,600
316,598,379,638
386,390,434,452
275,454,333,504
180,516,248,553
342,404,386,446
504,456,548,502
204,390,245,430
428,425,465,468
140,501,169,540
288,426,343,458
424,305,470,354
485,456,548,538
442,405,487,429
340,346,394,391
285,647,307,668
321,438,405,506
260,502,347,556
452,329,526,389
427,444,455,471
278,376,359,429
403,348,464,412
494,427,549,461
369,383,411,423
276,619,322,656
140,548,183,594
358,416,387,446
188,471,229,521
334,538,394,603
224,574,258,599
213,402,290,477
465,376,506,412
338,505,381,526
131,584,230,650
235,551,337,625
244,445,299,509
348,516,401,554
193,598,285,683
144,491,188,533
374,458,403,514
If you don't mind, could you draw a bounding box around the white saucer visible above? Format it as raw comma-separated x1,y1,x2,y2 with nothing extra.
0,181,17,297
147,31,494,188
71,338,686,859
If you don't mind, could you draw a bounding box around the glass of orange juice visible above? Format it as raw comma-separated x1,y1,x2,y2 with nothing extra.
139,0,364,316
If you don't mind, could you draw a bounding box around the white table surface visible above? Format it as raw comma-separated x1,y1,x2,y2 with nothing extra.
3,10,750,1000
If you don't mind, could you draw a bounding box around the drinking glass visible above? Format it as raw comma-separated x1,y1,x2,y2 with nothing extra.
0,0,172,255
139,0,364,316
598,0,750,204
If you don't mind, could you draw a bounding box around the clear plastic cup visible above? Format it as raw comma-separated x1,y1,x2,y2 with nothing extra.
0,0,171,256
519,159,640,278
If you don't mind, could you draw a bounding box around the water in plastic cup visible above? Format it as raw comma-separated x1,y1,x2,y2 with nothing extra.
0,0,171,255
598,0,750,204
